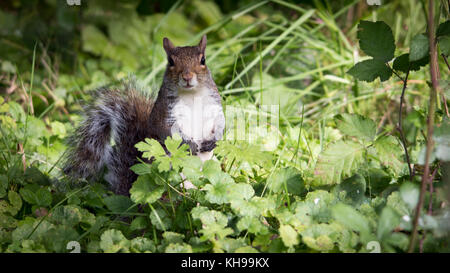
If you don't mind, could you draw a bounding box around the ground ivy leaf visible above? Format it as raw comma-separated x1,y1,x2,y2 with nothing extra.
332,203,371,242
334,174,366,206
267,167,305,195
129,175,165,205
165,243,193,253
295,190,338,225
204,175,236,204
231,196,276,217
191,207,228,227
237,216,269,234
357,21,395,62
410,34,429,61
130,216,149,231
300,223,336,252
377,206,400,240
347,59,392,82
181,156,203,183
50,205,83,226
100,229,130,253
335,113,376,142
313,141,365,186
130,237,155,253
279,224,299,248
103,195,137,214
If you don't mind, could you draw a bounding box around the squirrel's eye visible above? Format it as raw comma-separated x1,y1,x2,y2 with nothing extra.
200,56,205,65
168,57,175,67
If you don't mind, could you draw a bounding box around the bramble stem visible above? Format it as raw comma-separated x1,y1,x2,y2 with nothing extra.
408,0,440,253
396,70,413,180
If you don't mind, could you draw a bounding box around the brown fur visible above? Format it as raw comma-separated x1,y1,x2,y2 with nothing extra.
64,35,223,195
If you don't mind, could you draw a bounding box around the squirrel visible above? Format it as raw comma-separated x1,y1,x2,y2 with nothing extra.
63,35,225,195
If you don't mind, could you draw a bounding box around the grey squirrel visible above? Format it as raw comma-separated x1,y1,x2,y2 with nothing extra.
63,35,225,195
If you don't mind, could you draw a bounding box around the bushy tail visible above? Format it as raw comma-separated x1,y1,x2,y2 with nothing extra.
63,80,155,195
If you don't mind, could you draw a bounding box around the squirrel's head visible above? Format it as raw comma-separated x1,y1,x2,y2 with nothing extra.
163,35,209,90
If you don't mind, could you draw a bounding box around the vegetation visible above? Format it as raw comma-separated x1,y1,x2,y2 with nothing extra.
0,0,449,253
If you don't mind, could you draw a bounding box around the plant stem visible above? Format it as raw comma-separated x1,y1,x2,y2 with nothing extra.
396,69,413,180
408,0,440,253
442,54,450,71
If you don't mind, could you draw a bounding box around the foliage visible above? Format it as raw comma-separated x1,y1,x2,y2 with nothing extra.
0,0,449,253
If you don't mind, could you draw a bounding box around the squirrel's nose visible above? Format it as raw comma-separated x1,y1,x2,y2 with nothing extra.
182,73,193,83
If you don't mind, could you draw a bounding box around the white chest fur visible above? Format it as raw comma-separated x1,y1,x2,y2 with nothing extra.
171,87,223,147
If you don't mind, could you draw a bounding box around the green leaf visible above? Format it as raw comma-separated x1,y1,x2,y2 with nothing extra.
295,190,338,224
372,135,405,174
130,163,152,175
129,175,165,205
100,229,130,253
347,59,392,82
377,206,400,240
150,208,172,231
436,20,450,37
393,53,429,73
0,191,22,216
130,217,149,231
267,167,305,195
357,21,395,62
130,237,155,253
135,137,167,162
300,223,338,252
335,113,376,142
0,174,8,198
50,121,66,139
386,191,410,216
434,117,450,161
399,182,419,210
50,205,83,227
103,195,137,214
439,35,450,56
334,174,366,205
237,216,269,235
332,203,371,242
409,34,429,62
231,196,276,217
180,156,203,184
313,141,365,186
204,175,235,204
278,224,299,248
35,189,52,207
191,207,233,241
437,20,450,54
165,243,193,253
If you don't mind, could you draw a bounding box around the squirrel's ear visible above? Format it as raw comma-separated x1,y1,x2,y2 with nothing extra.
198,35,207,54
163,37,175,54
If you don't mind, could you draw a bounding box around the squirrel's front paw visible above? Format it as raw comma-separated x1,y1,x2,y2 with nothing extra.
200,140,216,152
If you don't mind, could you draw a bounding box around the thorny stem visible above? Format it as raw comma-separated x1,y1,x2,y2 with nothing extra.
408,0,440,253
396,69,413,180
442,54,450,71
418,165,438,253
